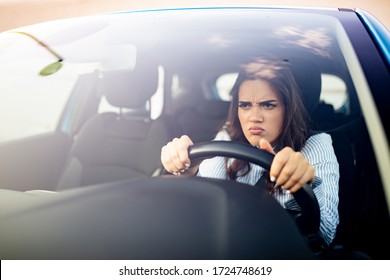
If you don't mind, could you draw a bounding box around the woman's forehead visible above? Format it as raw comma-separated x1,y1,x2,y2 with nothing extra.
238,80,280,101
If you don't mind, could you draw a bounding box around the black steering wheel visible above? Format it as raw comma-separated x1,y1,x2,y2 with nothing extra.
188,141,323,249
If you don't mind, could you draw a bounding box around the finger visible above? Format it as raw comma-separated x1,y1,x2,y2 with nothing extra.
277,151,311,188
169,138,188,172
280,159,307,190
259,138,275,155
176,135,193,170
269,147,293,183
288,166,315,193
161,139,180,173
275,155,300,187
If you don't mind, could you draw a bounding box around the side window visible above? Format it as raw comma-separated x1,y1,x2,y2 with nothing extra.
215,73,238,101
215,73,349,115
320,74,348,112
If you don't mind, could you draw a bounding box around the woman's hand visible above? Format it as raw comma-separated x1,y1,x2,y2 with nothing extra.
259,138,314,193
160,135,198,175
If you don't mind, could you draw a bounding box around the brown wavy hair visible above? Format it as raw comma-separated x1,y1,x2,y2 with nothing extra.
224,58,309,184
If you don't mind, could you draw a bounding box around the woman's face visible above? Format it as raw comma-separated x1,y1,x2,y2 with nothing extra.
238,79,285,147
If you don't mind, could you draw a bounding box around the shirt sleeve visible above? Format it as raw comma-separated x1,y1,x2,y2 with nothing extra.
300,132,340,245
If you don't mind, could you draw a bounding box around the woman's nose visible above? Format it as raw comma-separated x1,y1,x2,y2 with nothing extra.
249,106,264,122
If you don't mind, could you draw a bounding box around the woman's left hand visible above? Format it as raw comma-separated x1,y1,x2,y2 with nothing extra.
259,138,314,193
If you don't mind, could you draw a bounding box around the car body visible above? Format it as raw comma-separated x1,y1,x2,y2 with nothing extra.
0,6,389,260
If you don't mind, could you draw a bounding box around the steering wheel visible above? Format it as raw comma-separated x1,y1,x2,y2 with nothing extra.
188,141,322,249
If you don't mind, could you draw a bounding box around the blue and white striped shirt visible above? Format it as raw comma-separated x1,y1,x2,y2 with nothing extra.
198,130,339,245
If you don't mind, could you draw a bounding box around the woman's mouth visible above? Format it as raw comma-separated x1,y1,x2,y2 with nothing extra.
249,127,264,135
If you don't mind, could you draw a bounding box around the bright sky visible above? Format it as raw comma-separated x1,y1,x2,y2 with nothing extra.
0,0,389,31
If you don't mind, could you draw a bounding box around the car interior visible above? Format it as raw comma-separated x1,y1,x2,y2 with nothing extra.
56,53,175,190
0,10,389,259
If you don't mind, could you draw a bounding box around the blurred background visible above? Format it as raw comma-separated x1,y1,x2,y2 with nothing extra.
0,0,389,31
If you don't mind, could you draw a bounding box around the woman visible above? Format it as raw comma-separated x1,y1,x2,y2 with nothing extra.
161,58,339,246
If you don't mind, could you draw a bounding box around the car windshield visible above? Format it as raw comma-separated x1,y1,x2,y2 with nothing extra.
0,9,357,142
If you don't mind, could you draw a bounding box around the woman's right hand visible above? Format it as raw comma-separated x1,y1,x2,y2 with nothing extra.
160,135,198,175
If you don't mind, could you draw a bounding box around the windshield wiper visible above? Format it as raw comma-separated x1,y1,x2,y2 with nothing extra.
12,31,63,76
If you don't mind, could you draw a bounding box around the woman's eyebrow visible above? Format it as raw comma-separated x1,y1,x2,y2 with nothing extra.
257,99,278,104
238,99,278,104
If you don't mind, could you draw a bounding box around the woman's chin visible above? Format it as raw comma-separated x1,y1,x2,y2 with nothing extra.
247,135,261,147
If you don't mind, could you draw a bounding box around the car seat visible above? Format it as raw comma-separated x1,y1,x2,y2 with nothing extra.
56,54,173,190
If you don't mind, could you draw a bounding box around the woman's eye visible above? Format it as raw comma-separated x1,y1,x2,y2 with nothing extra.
239,101,277,110
260,102,276,109
238,102,252,109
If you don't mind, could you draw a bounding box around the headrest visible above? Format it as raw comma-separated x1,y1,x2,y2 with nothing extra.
288,59,322,115
101,53,159,108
